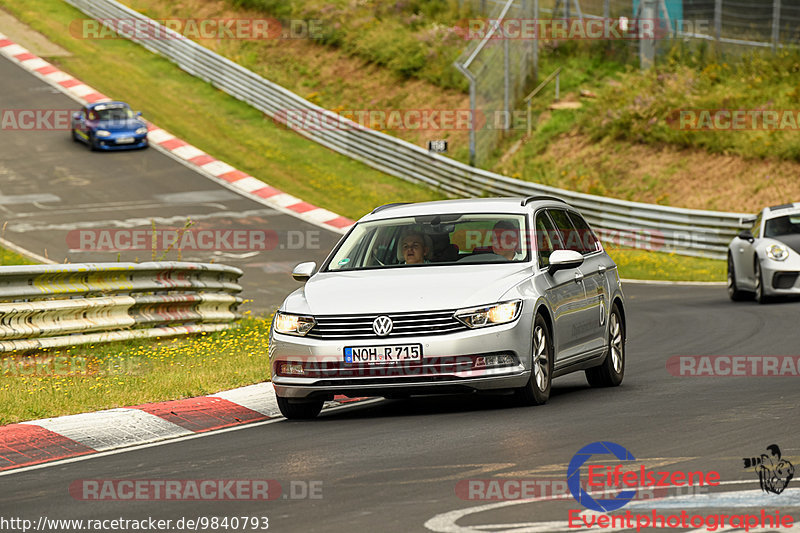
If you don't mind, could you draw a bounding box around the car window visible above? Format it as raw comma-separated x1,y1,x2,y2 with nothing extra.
535,211,563,268
547,209,583,253
324,213,530,271
567,211,602,255
764,214,800,238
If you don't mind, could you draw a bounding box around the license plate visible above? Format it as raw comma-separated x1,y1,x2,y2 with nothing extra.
344,344,422,364
116,137,135,144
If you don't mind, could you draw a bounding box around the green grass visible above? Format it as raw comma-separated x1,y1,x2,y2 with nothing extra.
0,0,446,221
0,314,272,425
0,246,38,266
606,248,725,282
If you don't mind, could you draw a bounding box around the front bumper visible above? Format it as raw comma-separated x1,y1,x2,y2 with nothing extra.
95,133,148,151
269,314,533,399
762,266,800,296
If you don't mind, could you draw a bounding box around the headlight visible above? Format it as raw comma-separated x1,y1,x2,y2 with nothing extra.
455,300,522,329
273,312,315,336
95,130,111,137
135,127,148,135
766,244,789,261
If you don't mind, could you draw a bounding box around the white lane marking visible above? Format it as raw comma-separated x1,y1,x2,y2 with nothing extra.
6,208,279,232
269,193,303,208
146,128,174,144
0,399,378,478
0,193,60,204
2,44,27,56
210,382,281,418
0,235,54,264
171,144,205,160
153,190,239,204
424,481,800,533
20,57,49,70
232,177,268,193
200,161,236,177
22,408,192,452
66,84,95,98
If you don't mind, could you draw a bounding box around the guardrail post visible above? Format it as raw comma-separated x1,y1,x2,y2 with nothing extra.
772,0,781,52
533,0,539,83
503,37,510,131
603,0,609,20
714,0,722,49
639,0,656,69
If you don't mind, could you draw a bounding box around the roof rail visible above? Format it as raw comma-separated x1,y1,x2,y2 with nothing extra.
769,203,795,211
521,195,567,207
371,202,412,214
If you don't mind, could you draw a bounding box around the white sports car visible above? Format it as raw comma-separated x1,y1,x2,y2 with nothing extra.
728,203,800,304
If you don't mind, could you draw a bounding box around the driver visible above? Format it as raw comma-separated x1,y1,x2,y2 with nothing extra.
399,231,431,264
491,220,523,260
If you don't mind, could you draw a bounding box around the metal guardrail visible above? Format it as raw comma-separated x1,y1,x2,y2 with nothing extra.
0,262,243,352
63,0,752,260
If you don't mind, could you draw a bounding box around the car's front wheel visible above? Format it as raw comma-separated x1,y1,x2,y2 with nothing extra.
727,254,749,301
276,396,323,420
585,304,625,387
515,313,552,406
71,128,79,143
754,260,769,304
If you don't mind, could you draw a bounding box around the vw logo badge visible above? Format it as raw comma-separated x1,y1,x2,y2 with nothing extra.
372,316,393,337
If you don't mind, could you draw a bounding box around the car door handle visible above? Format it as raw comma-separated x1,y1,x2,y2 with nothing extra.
574,272,584,283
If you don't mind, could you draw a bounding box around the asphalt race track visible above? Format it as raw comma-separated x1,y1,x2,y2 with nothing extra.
0,55,341,313
1,283,799,532
2,36,800,533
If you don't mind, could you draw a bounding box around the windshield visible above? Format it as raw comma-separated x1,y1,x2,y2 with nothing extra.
325,213,530,271
90,105,134,122
764,214,800,238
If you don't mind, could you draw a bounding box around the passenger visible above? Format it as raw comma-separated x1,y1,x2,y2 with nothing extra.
491,221,523,260
399,232,431,264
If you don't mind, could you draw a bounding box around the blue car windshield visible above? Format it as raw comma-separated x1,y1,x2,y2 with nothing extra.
92,106,134,121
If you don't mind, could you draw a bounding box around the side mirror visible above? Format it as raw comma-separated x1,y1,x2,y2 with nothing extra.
136,111,143,117
737,229,754,242
72,112,81,120
548,249,584,275
292,261,316,282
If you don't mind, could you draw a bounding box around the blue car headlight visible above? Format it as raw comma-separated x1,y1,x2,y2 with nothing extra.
135,127,148,135
95,130,111,137
455,300,522,329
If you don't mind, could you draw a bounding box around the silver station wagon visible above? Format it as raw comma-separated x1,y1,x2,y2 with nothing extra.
269,197,626,419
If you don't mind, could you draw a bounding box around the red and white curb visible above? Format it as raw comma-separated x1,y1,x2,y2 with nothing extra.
0,32,355,235
0,382,364,472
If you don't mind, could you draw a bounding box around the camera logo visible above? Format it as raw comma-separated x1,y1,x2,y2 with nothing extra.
743,444,795,495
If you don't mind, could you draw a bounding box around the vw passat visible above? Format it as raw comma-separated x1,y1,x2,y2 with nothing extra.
269,197,627,419
728,202,800,304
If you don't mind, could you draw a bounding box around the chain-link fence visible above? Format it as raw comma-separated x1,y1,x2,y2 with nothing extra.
455,0,799,165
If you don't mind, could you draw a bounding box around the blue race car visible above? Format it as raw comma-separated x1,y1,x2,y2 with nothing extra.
71,101,148,151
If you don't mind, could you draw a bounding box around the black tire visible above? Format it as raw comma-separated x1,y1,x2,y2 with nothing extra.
71,128,79,143
515,313,552,406
727,254,749,301
88,133,99,151
276,396,323,420
585,304,625,387
754,260,770,304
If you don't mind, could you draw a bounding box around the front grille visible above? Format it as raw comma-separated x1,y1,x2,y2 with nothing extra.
305,310,468,339
772,272,799,289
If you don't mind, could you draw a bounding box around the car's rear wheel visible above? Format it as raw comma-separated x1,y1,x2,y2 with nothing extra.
276,396,323,420
754,260,769,304
515,313,552,406
727,254,749,301
585,304,625,387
